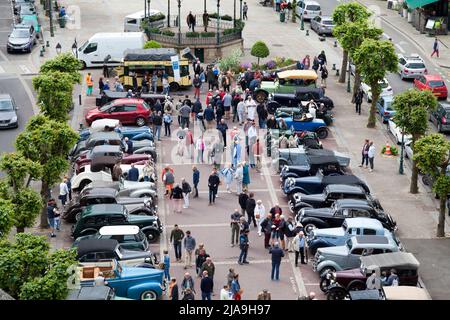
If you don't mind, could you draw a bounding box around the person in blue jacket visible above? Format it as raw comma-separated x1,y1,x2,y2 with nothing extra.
127,164,139,181
192,166,200,198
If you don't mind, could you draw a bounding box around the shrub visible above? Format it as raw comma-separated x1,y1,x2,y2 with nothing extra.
200,32,216,38
235,19,245,30
186,32,200,38
222,14,233,21
251,41,270,66
381,145,399,156
218,49,243,73
283,58,296,66
149,13,165,22
209,12,219,19
266,60,276,69
161,30,175,37
147,27,161,34
223,28,238,35
143,40,162,49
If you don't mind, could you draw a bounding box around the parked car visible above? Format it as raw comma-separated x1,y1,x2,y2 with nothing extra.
398,54,426,80
297,199,396,235
307,217,400,255
295,0,321,21
95,90,166,107
73,225,150,251
74,238,155,267
19,14,40,36
78,259,164,299
381,286,431,300
63,187,156,223
312,235,401,275
7,25,36,53
82,179,157,199
13,0,35,15
67,286,117,300
274,106,333,126
325,252,420,299
414,74,448,99
376,95,395,123
360,78,393,103
404,140,413,160
254,70,318,103
267,87,334,113
387,119,412,145
280,115,328,139
18,3,36,17
0,94,19,129
310,16,335,36
71,203,163,242
429,101,450,133
79,119,153,142
85,98,151,126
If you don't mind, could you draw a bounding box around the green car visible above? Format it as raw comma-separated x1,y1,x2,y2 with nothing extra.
21,15,40,35
71,203,162,242
254,70,318,103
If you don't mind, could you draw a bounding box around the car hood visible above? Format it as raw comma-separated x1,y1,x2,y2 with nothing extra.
317,244,348,257
127,214,158,224
312,227,345,239
335,267,363,279
0,111,16,121
86,108,102,117
120,248,151,260
8,37,29,45
122,180,154,190
298,193,325,203
260,81,277,91
120,265,163,279
302,207,333,218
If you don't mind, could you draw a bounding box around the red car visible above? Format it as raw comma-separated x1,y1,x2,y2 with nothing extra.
85,98,151,126
414,74,448,99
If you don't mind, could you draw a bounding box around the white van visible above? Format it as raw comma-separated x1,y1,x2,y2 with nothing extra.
124,9,164,32
77,32,147,68
296,0,322,21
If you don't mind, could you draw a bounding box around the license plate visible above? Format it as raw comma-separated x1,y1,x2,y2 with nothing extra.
0,123,9,126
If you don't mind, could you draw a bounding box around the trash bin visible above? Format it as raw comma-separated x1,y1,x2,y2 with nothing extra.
280,11,285,23
58,17,66,28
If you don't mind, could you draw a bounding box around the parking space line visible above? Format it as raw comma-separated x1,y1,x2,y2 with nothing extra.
395,43,405,54
170,259,290,266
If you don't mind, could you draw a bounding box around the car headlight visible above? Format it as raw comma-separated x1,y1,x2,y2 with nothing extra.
287,178,295,187
10,116,17,123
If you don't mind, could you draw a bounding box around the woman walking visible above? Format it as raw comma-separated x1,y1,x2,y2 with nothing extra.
170,183,184,213
242,161,250,191
221,164,234,193
234,163,244,195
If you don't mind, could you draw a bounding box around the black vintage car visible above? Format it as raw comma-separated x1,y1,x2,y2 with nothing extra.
267,87,334,114
96,90,166,107
291,184,382,213
296,199,396,235
63,187,156,223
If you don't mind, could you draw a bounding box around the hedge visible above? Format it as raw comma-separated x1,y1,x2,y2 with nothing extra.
149,13,165,22
200,32,216,37
186,32,200,38
161,30,175,37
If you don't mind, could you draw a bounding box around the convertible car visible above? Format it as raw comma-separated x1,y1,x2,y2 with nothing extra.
280,114,328,139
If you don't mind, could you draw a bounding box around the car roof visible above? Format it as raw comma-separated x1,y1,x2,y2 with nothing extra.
306,149,340,165
399,53,423,61
335,199,373,208
318,16,333,20
439,102,450,110
88,131,122,140
277,70,318,80
99,225,140,236
304,1,320,5
383,287,430,300
81,187,118,198
325,184,365,194
360,252,420,269
76,239,119,257
15,21,33,28
90,144,122,153
344,218,383,229
111,98,144,104
321,175,367,187
380,95,394,102
423,74,444,81
82,204,125,217
0,94,12,100
352,235,389,245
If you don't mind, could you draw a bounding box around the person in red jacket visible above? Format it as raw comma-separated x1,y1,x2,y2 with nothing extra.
206,89,214,105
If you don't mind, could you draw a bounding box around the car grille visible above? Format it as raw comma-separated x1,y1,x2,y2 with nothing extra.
312,252,320,271
0,119,10,124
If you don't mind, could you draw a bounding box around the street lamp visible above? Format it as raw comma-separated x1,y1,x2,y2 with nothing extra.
147,0,151,20
204,0,207,13
216,0,220,45
48,0,54,37
71,39,78,59
234,0,236,28
399,123,405,175
300,13,304,30
177,0,181,46
239,0,242,20
167,0,171,27
55,42,62,54
347,59,351,93
144,0,147,19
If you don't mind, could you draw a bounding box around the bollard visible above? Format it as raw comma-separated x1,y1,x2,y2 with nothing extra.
334,40,337,47
40,47,44,57
79,123,83,130
42,45,45,52
306,30,309,36
46,41,50,47
336,69,340,77
79,94,82,105
332,63,336,70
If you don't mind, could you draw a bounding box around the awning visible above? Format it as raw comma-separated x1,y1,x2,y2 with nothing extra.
405,0,440,9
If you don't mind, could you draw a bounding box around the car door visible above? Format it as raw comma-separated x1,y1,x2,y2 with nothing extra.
414,76,425,91
377,97,384,114
123,104,138,124
312,16,319,31
108,104,126,121
347,247,364,268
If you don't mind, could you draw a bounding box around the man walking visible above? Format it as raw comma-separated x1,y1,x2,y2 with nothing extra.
58,177,70,208
183,230,196,269
238,229,250,265
179,102,191,129
200,271,213,300
354,88,363,115
192,166,200,198
187,11,196,32
170,224,185,262
217,119,229,148
181,178,192,209
260,213,273,248
269,242,284,281
238,190,249,216
208,168,220,205
152,111,163,141
200,257,216,294
368,141,375,172
359,139,370,169
230,209,241,247
245,192,257,228
243,2,248,20
431,37,439,57
293,231,307,266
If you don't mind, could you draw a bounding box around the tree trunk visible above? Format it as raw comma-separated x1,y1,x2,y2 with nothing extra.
257,57,260,67
352,69,361,103
339,50,348,83
410,135,419,194
437,195,446,237
16,226,25,233
367,89,378,128
39,180,51,228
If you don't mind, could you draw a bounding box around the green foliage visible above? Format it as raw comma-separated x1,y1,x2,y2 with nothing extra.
332,2,371,26
39,53,82,84
143,40,162,49
0,199,14,239
223,28,240,35
209,12,219,19
186,31,200,38
222,14,233,21
333,21,382,57
218,48,243,73
251,41,270,65
353,39,398,128
0,152,41,190
292,0,297,22
201,32,216,37
32,71,75,121
148,13,165,22
381,145,399,156
235,19,245,30
147,27,162,34
11,188,42,232
161,30,175,37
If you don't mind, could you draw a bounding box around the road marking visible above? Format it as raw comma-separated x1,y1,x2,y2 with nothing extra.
395,43,405,54
0,65,4,73
197,188,270,194
19,65,31,74
166,223,230,228
382,33,391,40
170,259,290,266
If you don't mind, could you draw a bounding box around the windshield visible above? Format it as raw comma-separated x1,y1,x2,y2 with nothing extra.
306,5,321,10
99,102,113,112
0,99,14,111
10,29,30,38
380,81,389,89
322,20,334,25
346,238,353,250
429,80,445,87
385,101,393,111
142,101,150,110
79,40,89,52
407,63,425,69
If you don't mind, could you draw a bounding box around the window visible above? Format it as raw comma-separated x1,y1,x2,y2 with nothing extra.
348,228,359,235
79,253,96,262
371,249,384,255
362,228,377,235
342,209,350,217
180,65,190,77
407,63,425,69
83,42,98,54
109,215,126,224
95,216,109,225
84,217,95,225
95,251,114,260
351,248,364,255
398,58,406,65
127,18,137,25
429,80,445,87
351,209,371,218
306,5,321,11
123,234,137,242
142,101,151,110
123,105,137,112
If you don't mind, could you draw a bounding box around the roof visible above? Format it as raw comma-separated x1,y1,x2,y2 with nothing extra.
90,145,122,154
325,184,365,194
125,9,161,19
322,175,365,186
91,118,120,130
277,70,318,80
383,287,430,300
90,32,144,39
100,225,140,236
353,235,389,245
344,217,383,229
335,199,374,209
306,149,339,165
81,187,118,198
88,131,122,141
111,98,145,104
400,53,423,61
76,239,119,258
82,204,125,217
124,48,178,61
423,74,444,81
361,252,420,269
295,87,324,95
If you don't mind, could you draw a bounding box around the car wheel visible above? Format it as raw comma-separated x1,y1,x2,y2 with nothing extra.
304,223,317,236
288,200,295,213
422,174,432,186
327,287,347,300
80,228,98,236
136,117,146,127
80,61,87,70
169,82,180,91
347,280,366,291
78,179,92,192
74,209,83,222
320,276,332,292
144,229,159,243
140,290,158,300
316,128,328,139
255,91,268,104
319,266,336,278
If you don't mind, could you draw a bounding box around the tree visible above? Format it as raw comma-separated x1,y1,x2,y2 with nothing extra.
333,21,382,98
39,53,82,84
143,40,162,49
32,71,76,121
15,115,79,228
250,41,270,66
0,199,13,239
291,0,297,23
392,89,438,194
353,39,398,128
414,134,450,237
332,2,371,83
218,48,242,72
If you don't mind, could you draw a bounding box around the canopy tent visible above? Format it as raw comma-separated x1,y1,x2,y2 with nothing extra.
405,0,440,9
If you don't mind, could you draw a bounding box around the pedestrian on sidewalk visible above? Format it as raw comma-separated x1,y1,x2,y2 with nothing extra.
240,216,250,233
208,168,221,205
163,166,175,196
195,247,209,276
163,249,171,280
58,177,69,208
320,65,328,88
232,140,242,168
223,91,232,119
242,161,250,190
182,287,195,300
162,76,170,95
99,77,105,94
227,268,236,287
302,55,311,70
85,73,94,96
238,190,249,216
142,160,154,182
254,200,266,236
246,192,257,228
170,225,185,262
200,258,216,293
163,112,173,137
318,50,327,70
230,274,241,300
260,213,273,248
47,199,58,237
359,139,370,169
293,231,307,266
238,229,250,265
181,178,192,209
431,37,439,57
271,213,282,246
354,88,363,115
193,74,202,99
168,278,179,300
231,209,241,247
366,270,382,290
234,162,244,194
220,285,232,300
368,141,375,172
217,119,229,148
257,103,268,129
278,215,288,250
269,242,284,281
183,231,196,269
312,56,320,73
195,135,205,163
200,271,213,300
252,138,263,172
192,166,200,198
243,2,248,19
237,98,246,125
170,183,184,213
220,164,234,193
187,11,196,32
284,217,296,251
153,111,163,141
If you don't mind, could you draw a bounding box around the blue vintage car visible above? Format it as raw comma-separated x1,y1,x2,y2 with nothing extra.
307,217,399,256
79,126,153,142
79,259,164,300
280,115,328,139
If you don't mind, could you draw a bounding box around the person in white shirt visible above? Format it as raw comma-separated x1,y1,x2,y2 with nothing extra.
366,270,382,290
254,200,266,236
308,103,317,119
58,177,69,207
220,284,232,300
237,99,246,125
245,96,257,121
368,141,375,172
247,121,258,168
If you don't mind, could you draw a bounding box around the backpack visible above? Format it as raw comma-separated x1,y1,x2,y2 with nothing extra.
165,172,175,184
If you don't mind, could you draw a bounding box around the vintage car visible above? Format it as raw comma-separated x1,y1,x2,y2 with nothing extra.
74,238,157,267
67,285,118,300
95,90,166,107
82,179,156,198
274,107,333,126
297,199,396,235
71,204,163,243
307,217,400,256
273,147,350,173
282,174,369,199
78,259,164,300
280,115,329,139
266,129,322,157
312,235,401,275
325,252,420,299
254,70,318,103
78,118,154,142
63,187,156,223
381,286,430,300
73,225,150,251
267,88,334,113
